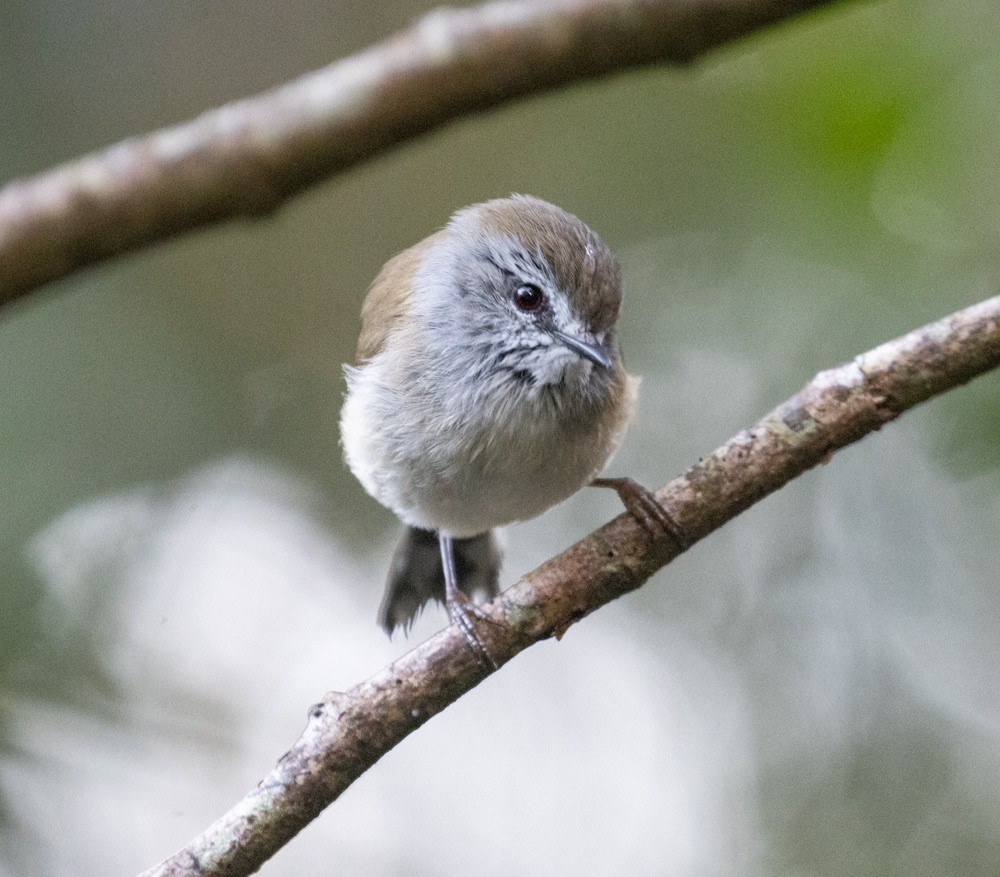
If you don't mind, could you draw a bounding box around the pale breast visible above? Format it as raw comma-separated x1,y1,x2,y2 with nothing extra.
342,350,637,538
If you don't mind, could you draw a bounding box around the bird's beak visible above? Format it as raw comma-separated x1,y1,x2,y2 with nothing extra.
551,330,613,369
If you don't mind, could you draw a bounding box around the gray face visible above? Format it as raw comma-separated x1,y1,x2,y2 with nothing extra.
411,196,624,412
464,233,611,389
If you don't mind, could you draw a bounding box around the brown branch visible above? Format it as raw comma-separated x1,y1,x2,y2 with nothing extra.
141,295,1000,877
0,0,844,309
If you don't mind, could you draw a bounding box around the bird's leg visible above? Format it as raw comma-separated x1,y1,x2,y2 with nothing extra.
439,534,500,670
591,477,689,552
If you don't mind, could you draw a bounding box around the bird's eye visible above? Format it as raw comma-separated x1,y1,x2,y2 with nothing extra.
513,284,544,312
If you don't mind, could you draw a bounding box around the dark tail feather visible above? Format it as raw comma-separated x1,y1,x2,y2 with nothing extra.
378,527,502,635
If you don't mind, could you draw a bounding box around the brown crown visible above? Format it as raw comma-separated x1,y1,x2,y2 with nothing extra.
469,195,623,332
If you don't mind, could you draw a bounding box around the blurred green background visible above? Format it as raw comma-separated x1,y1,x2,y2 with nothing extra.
2,0,1000,874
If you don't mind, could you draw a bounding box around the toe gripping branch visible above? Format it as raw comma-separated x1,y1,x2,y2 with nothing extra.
591,476,689,553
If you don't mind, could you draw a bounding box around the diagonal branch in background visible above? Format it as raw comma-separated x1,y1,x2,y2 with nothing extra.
142,295,1000,877
0,0,846,308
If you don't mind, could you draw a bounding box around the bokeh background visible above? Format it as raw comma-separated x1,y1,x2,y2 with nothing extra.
2,0,1000,874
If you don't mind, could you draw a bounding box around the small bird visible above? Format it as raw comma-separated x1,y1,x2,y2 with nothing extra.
341,195,681,657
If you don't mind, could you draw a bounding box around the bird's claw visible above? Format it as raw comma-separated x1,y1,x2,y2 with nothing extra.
446,589,503,671
592,476,689,552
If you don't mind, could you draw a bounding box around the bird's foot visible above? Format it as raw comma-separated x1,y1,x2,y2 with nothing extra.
446,589,504,671
592,476,689,552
